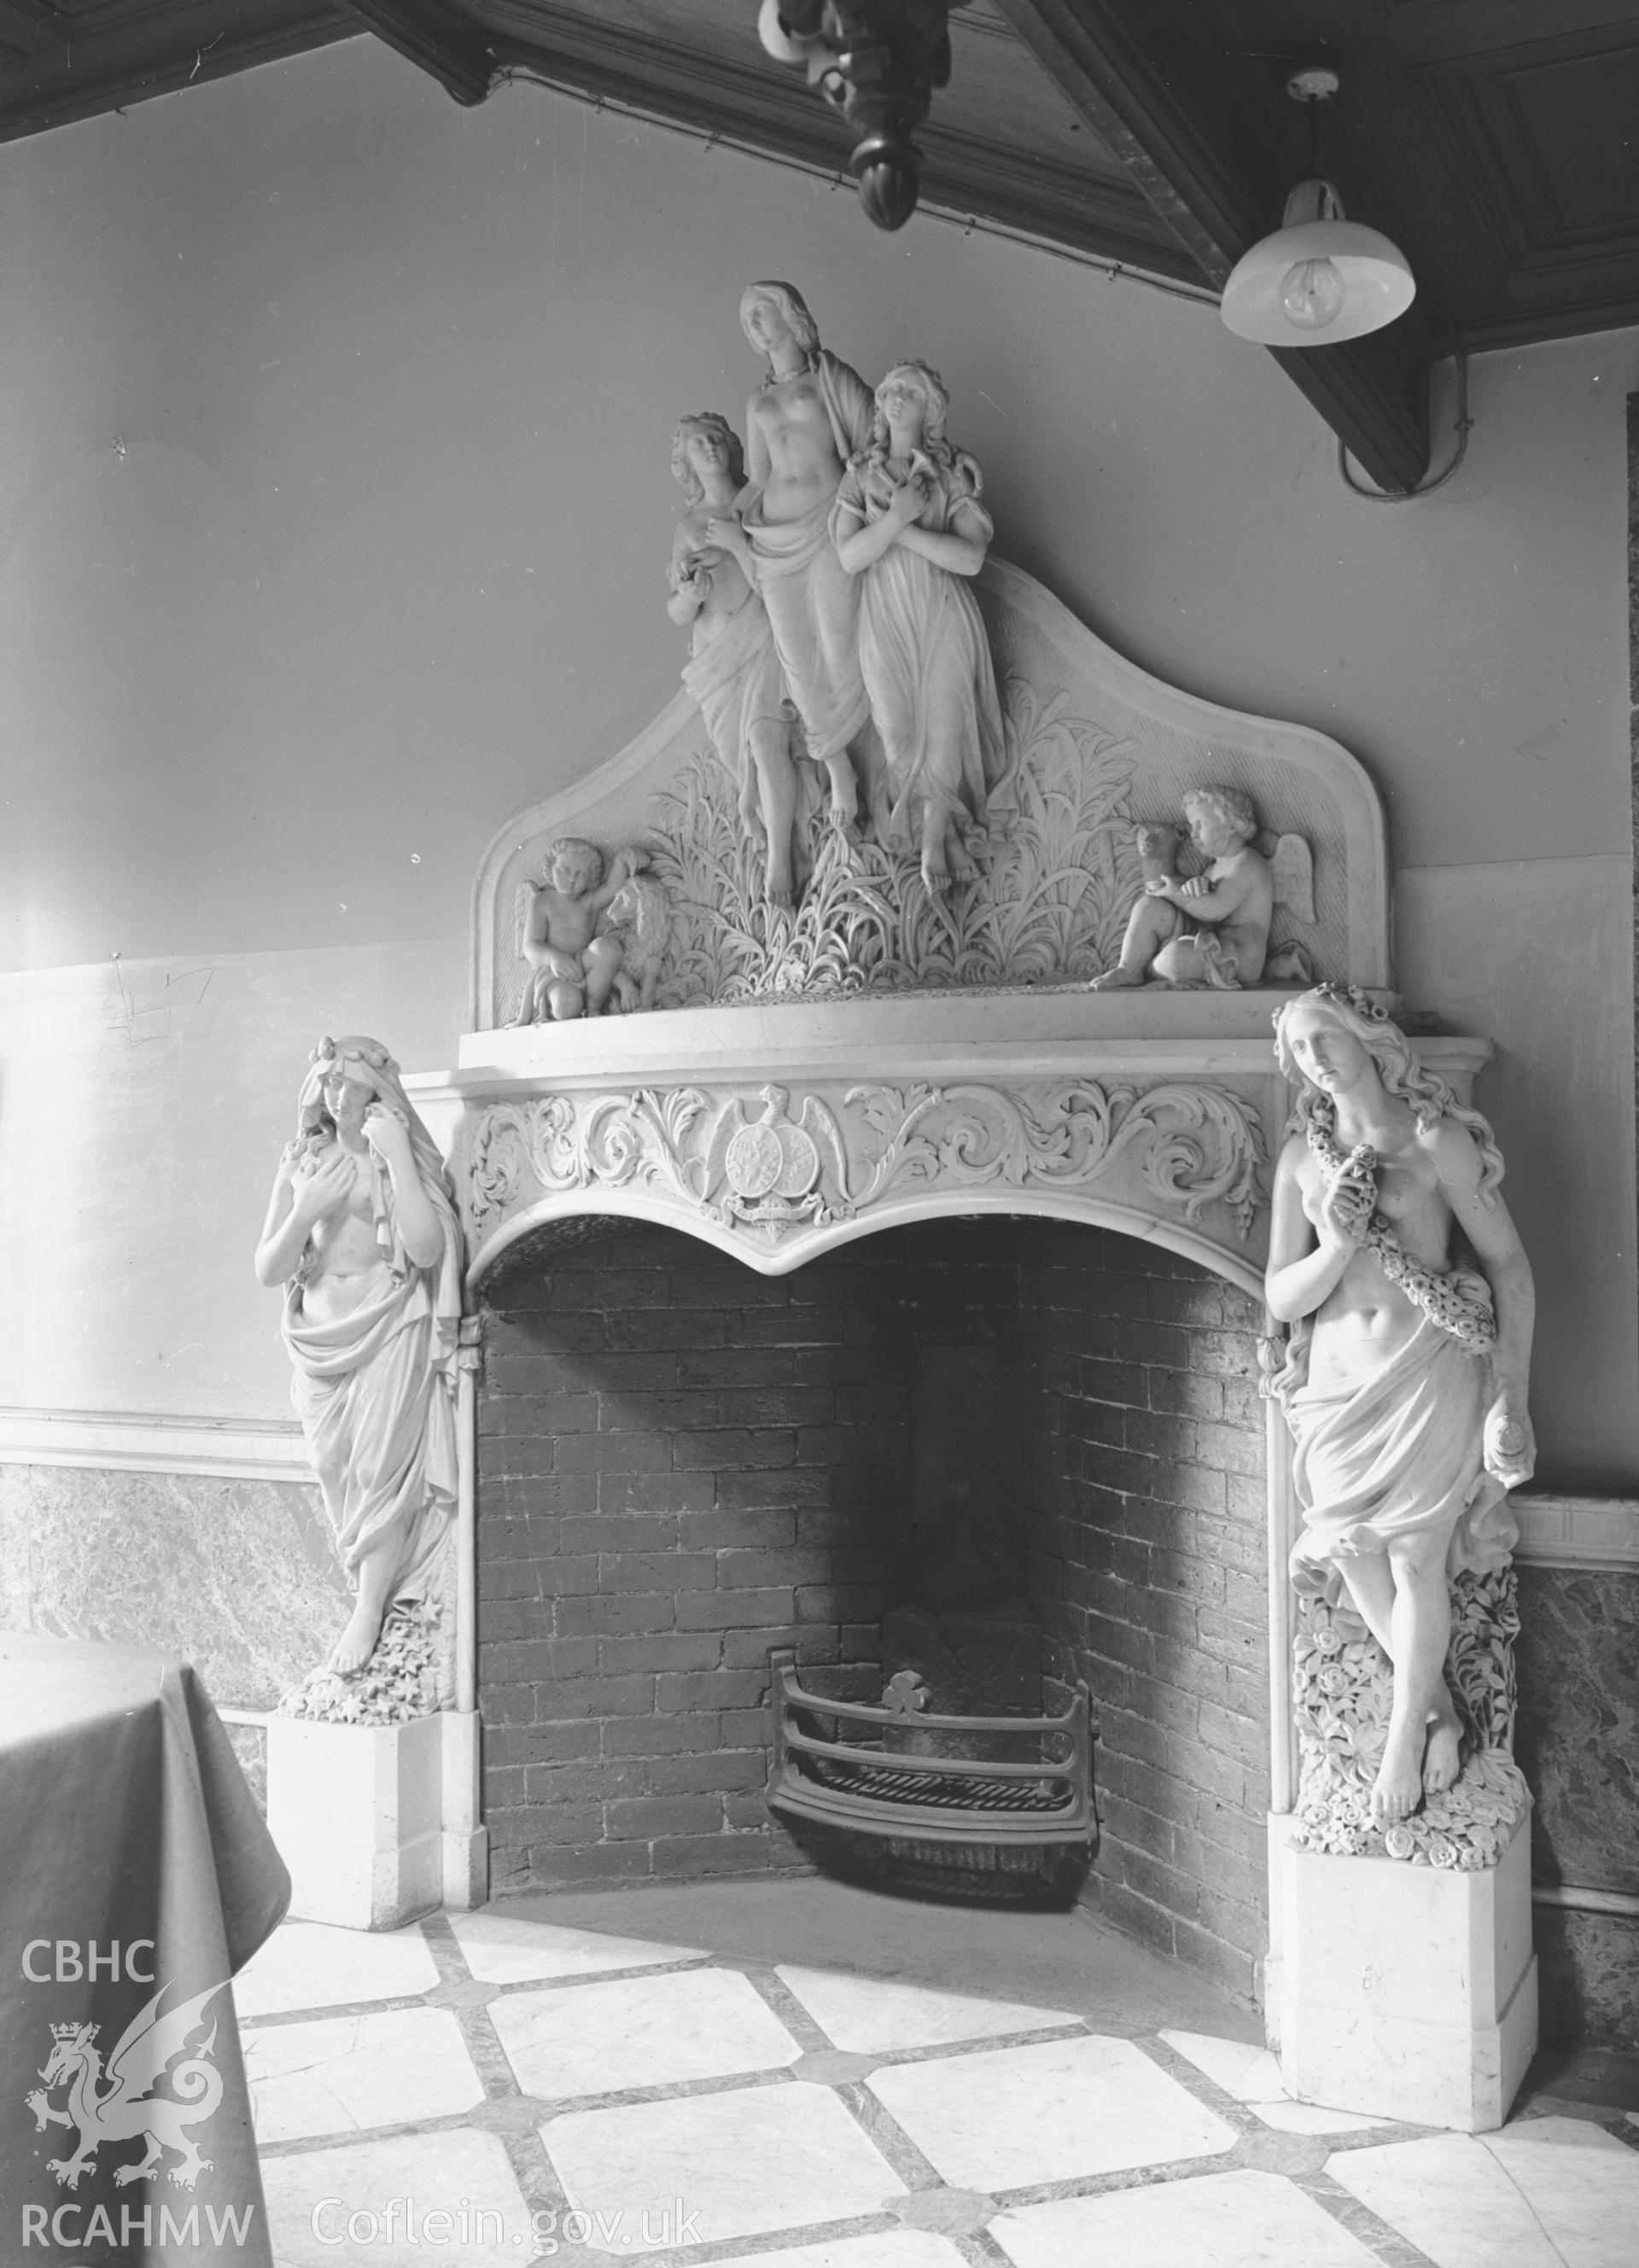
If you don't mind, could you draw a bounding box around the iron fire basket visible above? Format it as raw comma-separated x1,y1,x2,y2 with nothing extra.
767,1656,1096,1849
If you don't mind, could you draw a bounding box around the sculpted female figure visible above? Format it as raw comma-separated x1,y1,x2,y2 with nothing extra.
709,282,876,829
668,412,802,906
255,1037,463,1678
831,360,1005,893
1265,988,1535,1824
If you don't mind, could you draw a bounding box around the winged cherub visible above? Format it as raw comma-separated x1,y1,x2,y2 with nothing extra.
1090,787,1314,990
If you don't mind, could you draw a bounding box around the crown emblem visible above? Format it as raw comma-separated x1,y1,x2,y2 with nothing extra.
50,2021,94,2042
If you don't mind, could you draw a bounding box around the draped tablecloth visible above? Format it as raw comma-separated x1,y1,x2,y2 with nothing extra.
1,1635,289,2265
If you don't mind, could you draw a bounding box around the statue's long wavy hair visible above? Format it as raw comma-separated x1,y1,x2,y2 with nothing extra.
740,280,820,368
670,413,747,506
860,360,965,476
1273,988,1505,1199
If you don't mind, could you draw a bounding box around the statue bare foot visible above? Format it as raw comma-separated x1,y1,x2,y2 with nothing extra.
1370,1726,1426,1823
330,1599,385,1676
920,859,951,896
766,883,794,911
1424,1702,1462,1795
1088,965,1143,991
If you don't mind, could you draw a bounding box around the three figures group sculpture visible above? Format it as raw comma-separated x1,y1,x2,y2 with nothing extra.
514,281,1314,1023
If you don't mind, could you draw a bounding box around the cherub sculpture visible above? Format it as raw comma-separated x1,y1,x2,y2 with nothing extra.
510,839,647,1024
1090,787,1314,990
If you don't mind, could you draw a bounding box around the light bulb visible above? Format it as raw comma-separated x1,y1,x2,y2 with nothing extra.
1280,256,1345,330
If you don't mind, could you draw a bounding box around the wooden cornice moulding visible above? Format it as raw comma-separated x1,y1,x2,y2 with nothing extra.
0,1407,311,1483
481,1,1201,289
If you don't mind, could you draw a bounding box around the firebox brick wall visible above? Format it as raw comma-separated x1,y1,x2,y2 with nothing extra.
475,1216,1269,2005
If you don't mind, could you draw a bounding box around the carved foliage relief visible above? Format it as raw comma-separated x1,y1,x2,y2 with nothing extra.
1290,1562,1531,1869
645,681,1150,1006
468,1076,1269,1259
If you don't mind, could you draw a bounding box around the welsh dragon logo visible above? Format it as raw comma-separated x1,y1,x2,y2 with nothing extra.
26,1982,225,2191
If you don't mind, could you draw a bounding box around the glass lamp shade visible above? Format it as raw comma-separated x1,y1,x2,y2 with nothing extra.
1221,180,1415,347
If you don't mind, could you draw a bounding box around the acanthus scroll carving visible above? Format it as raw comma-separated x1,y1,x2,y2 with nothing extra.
466,1076,1268,1251
847,1081,1266,1239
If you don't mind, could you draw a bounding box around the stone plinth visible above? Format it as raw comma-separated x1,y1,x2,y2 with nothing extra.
267,1710,487,1930
1274,1818,1537,2131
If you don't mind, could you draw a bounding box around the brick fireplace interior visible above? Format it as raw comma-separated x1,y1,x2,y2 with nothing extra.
475,1215,1272,2004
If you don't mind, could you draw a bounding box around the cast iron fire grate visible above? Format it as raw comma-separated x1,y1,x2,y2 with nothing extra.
766,1656,1097,1854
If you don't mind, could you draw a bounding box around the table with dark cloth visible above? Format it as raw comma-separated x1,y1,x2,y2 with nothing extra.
1,1635,290,2265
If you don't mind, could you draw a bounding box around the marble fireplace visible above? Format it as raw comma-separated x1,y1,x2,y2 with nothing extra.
381,556,1537,2131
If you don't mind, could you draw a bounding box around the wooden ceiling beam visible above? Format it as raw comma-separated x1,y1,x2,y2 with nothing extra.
337,0,496,106
990,0,1434,492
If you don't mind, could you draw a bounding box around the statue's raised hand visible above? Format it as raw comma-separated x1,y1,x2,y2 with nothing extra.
886,468,930,525
289,1146,356,1226
362,1103,413,1167
704,513,752,567
1316,1153,1375,1252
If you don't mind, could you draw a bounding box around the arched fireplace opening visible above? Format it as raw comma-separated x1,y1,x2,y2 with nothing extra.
473,1210,1270,2005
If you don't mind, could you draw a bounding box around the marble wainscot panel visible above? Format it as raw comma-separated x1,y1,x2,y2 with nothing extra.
0,1460,347,1709
1514,1565,1639,1898
1514,1558,1639,2047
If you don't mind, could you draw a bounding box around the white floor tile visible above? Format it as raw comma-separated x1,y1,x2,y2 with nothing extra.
447,1909,704,1984
1328,2116,1639,2268
1161,2029,1391,2133
247,2006,484,2143
544,2080,907,2251
868,2034,1236,2190
723,2238,967,2268
1161,2030,1284,2102
1247,2101,1389,2135
234,1921,438,2020
990,2168,1386,2268
777,1965,1080,2055
491,1967,801,2099
263,2128,531,2264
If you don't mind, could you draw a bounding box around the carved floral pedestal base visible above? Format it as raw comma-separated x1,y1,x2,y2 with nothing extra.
266,1711,487,1931
1273,1816,1537,2132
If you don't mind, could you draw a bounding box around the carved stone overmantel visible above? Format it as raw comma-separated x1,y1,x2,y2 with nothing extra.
405,995,1489,1297
469,559,1391,1034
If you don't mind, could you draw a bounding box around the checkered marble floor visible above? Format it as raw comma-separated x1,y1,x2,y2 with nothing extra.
237,1907,1639,2267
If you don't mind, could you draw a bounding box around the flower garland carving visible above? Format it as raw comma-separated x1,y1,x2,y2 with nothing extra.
468,1078,1267,1250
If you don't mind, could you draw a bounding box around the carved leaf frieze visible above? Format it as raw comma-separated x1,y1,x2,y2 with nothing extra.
1289,1563,1531,1870
466,1076,1268,1252
642,679,1147,1008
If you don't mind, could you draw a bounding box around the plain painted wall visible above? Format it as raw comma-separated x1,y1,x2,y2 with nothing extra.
0,39,1632,1482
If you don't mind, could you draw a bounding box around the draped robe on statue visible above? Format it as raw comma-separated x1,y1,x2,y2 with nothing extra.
830,449,1006,852
1285,1280,1518,1581
740,350,876,763
282,1129,463,1623
680,575,790,796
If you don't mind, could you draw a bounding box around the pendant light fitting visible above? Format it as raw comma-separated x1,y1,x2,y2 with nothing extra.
1220,68,1415,347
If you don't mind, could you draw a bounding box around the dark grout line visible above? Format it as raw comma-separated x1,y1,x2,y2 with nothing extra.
1289,2168,1447,2268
